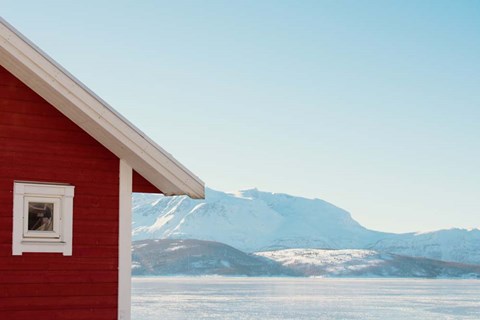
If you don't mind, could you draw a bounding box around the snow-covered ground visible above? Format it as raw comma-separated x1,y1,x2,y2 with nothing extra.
256,249,386,275
255,248,480,277
132,277,480,320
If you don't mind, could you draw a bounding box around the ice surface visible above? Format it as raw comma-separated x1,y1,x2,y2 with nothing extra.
132,277,480,320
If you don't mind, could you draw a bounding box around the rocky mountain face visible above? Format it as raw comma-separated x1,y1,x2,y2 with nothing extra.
132,188,480,265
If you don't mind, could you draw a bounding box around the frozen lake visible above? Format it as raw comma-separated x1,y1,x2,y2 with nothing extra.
132,277,480,320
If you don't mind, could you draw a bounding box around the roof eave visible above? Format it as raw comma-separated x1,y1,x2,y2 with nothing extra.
0,17,205,199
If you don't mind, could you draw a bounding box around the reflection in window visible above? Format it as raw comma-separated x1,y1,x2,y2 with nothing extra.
28,202,54,231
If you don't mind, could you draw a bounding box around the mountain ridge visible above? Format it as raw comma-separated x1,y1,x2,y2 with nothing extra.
132,188,480,265
131,239,480,278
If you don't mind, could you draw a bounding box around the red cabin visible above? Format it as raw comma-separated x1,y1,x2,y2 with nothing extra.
0,18,204,320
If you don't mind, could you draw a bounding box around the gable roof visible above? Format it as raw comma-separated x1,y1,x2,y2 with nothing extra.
0,18,204,199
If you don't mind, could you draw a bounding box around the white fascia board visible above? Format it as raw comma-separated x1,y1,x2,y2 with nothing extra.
0,17,204,199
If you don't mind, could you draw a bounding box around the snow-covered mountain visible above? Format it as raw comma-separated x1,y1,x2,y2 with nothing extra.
132,188,480,265
132,188,386,252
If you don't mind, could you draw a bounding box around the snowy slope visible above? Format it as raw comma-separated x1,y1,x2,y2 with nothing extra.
133,189,285,252
132,188,387,252
370,229,480,265
255,249,480,278
132,188,480,265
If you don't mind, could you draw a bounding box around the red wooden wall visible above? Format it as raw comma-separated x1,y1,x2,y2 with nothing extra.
133,170,162,194
0,66,129,319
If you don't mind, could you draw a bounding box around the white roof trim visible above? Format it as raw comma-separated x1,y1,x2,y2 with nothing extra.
0,17,204,199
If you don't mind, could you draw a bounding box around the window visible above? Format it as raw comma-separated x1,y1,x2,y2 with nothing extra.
13,182,74,255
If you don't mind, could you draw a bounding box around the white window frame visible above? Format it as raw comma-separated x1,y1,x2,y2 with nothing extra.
13,182,74,256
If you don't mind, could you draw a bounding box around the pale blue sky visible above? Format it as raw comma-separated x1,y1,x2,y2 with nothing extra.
3,1,479,233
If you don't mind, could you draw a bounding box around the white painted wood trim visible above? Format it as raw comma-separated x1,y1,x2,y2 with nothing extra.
12,182,74,256
118,160,132,320
0,18,204,199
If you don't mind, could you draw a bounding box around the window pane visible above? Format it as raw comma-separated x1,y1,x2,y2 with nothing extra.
28,202,54,231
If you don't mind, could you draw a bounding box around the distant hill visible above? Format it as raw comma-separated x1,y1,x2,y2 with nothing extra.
132,239,297,276
255,249,480,278
131,239,480,278
132,188,480,265
369,229,480,265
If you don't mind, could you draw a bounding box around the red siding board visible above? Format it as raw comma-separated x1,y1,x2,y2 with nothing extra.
0,258,118,272
0,124,102,145
0,295,117,311
0,66,120,318
0,110,79,131
0,98,59,116
1,137,116,160
0,85,46,102
0,164,120,182
0,283,118,298
133,169,163,193
0,308,117,320
0,270,118,284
